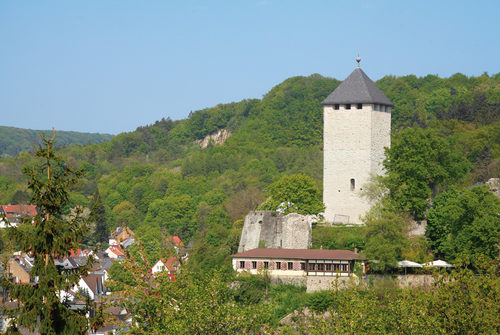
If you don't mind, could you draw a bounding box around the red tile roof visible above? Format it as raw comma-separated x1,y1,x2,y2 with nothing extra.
1,205,37,218
232,248,358,260
162,255,179,272
108,245,125,257
169,235,184,247
70,248,91,258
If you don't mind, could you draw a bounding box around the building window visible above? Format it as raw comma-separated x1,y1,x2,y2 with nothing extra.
264,261,269,269
334,104,339,110
252,261,257,269
357,103,362,109
309,263,315,271
350,178,355,191
276,262,281,270
374,104,379,111
288,262,293,270
239,261,245,268
345,104,351,110
300,263,306,270
326,264,332,271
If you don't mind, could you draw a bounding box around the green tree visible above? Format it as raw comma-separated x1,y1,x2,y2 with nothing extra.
259,174,324,215
363,212,409,272
427,185,500,261
91,190,108,245
1,131,102,334
383,128,470,219
109,243,273,334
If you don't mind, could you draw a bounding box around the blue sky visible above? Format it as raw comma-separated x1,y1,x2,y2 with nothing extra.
1,1,499,134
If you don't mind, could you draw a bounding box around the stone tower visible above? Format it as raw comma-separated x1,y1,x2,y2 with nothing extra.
321,61,393,224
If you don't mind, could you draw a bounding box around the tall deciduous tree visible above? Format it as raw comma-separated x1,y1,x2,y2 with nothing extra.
383,128,470,219
363,212,410,272
427,185,500,262
1,131,101,334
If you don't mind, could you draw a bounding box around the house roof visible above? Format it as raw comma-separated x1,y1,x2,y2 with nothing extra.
169,235,184,247
154,255,179,273
1,205,38,218
322,67,393,107
232,248,358,261
82,274,103,295
107,245,125,257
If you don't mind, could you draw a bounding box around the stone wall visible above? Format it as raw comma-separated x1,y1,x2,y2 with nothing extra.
237,211,313,253
408,220,427,237
306,276,355,292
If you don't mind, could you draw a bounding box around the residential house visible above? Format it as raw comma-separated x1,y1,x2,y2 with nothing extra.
151,255,179,281
91,259,114,282
7,255,34,284
112,226,134,243
0,205,37,228
77,274,105,300
105,245,125,259
120,237,135,249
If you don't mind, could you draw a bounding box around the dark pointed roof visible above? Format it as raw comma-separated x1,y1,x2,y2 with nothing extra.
322,68,393,107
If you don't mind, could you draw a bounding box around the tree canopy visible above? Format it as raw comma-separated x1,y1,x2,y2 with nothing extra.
259,174,325,215
426,185,500,262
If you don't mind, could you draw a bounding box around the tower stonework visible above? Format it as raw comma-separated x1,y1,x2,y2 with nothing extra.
322,65,393,224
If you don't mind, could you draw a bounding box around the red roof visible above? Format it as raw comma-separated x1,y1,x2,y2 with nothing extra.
163,255,179,272
232,248,358,261
70,248,91,258
169,235,184,247
108,245,125,257
1,205,37,218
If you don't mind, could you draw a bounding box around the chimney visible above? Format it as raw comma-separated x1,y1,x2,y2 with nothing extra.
354,248,358,254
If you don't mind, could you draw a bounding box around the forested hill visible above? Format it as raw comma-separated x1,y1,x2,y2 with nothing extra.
0,126,113,157
0,72,499,267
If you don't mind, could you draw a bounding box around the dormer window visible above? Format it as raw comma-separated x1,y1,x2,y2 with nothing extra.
345,104,351,110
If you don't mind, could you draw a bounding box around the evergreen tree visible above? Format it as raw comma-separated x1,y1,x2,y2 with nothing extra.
91,190,108,244
1,131,102,334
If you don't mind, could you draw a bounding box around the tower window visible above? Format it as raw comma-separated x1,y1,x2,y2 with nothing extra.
350,178,355,191
334,104,339,110
345,104,351,110
357,103,362,109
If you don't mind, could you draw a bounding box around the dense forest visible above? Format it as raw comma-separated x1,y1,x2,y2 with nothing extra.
0,125,113,157
0,71,499,269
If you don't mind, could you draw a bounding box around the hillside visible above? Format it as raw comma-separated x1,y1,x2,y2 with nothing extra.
0,125,113,157
0,72,499,268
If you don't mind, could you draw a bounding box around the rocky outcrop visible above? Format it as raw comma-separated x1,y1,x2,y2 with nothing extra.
197,129,231,149
486,178,500,199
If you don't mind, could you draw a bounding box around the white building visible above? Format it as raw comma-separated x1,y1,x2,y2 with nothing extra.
232,248,358,278
322,59,393,224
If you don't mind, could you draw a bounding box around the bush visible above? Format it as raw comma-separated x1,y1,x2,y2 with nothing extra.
305,291,335,312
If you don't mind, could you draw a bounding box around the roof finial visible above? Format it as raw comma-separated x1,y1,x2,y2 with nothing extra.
356,54,361,67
